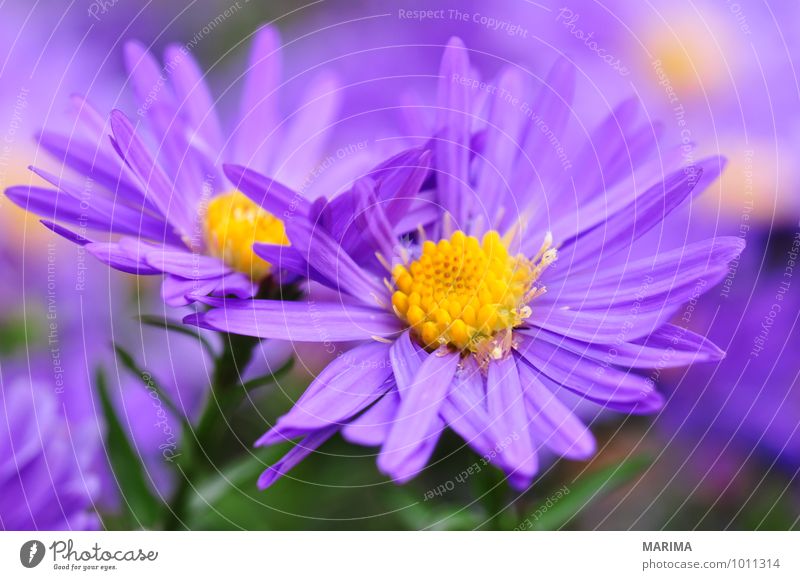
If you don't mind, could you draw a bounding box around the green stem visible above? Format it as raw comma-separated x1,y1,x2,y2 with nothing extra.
469,460,517,530
199,332,260,462
164,281,299,529
165,332,258,529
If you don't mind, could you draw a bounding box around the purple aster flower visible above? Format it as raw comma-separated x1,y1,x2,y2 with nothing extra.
5,24,343,307
186,38,743,490
0,204,216,510
1,365,100,530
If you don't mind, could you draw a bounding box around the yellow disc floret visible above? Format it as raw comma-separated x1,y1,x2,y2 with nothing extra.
391,230,556,359
204,190,289,280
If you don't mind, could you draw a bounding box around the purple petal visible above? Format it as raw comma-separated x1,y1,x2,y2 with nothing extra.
516,357,596,459
124,40,175,115
258,341,393,443
562,97,643,201
110,110,195,238
439,359,490,442
527,302,680,344
252,243,318,279
185,298,402,341
35,131,147,209
144,104,210,207
381,331,446,475
86,241,161,275
233,25,282,168
385,163,434,233
124,44,203,198
274,71,341,184
388,330,423,393
69,94,110,142
439,361,519,474
521,58,575,163
6,185,110,231
257,426,338,489
164,43,224,153
372,147,432,217
529,324,725,369
208,272,258,300
594,388,664,414
145,248,230,279
510,58,575,211
161,275,219,307
545,237,744,308
223,164,311,219
487,357,537,477
40,220,91,246
341,390,400,447
394,202,440,235
28,166,176,243
558,158,724,266
284,214,388,304
436,37,472,228
516,335,656,404
475,67,526,219
341,177,397,266
634,323,726,362
377,349,458,482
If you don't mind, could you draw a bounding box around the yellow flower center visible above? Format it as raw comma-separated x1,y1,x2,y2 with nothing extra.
203,190,289,280
391,230,556,360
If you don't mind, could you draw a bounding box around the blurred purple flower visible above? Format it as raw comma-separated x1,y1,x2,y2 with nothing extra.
660,236,800,480
0,218,213,513
0,366,100,530
5,24,343,308
532,0,800,225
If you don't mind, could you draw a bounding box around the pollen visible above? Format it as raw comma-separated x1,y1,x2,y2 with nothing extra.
391,230,556,357
203,190,289,280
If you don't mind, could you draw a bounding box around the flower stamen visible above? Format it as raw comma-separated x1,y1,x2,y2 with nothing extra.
391,229,556,357
204,190,289,280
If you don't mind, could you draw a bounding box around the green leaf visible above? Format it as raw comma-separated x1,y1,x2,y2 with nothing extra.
94,368,162,529
389,489,484,531
186,446,288,518
182,446,294,530
137,314,216,357
739,475,798,530
0,313,40,356
113,343,196,469
518,455,653,531
112,344,184,419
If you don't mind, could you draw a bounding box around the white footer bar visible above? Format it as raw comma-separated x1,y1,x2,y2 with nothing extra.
1,531,796,578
